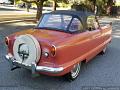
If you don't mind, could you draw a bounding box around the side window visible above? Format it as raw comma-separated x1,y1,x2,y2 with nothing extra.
69,18,83,33
87,16,99,31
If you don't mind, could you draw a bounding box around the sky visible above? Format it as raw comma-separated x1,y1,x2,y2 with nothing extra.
115,0,120,6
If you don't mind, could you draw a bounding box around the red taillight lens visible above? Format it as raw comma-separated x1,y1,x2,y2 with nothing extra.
51,45,56,56
5,37,9,45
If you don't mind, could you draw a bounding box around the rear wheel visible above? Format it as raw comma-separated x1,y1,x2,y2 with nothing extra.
65,62,81,81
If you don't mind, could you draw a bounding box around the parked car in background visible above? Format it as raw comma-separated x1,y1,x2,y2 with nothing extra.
5,10,112,81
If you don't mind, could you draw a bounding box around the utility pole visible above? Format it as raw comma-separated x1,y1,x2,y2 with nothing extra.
53,0,57,11
14,0,16,6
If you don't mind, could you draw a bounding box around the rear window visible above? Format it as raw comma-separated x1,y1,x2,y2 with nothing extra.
38,14,72,31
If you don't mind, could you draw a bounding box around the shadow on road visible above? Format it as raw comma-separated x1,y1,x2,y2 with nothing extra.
0,7,22,11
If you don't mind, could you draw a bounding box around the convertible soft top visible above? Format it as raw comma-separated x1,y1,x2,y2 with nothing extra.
51,10,93,17
49,10,94,29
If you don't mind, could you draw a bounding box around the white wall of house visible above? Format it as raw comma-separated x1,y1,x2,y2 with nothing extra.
0,0,10,3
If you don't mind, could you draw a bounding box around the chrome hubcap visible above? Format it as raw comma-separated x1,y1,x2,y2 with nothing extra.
71,63,81,78
103,47,107,53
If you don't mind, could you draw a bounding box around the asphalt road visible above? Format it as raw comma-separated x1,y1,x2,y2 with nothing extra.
0,16,120,90
0,19,120,90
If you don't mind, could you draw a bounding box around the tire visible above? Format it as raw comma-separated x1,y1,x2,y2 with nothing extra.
100,46,107,55
65,62,81,81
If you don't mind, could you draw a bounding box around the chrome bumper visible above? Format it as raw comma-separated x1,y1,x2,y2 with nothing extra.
5,54,64,74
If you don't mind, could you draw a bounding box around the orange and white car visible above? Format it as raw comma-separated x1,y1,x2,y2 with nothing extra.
5,10,112,81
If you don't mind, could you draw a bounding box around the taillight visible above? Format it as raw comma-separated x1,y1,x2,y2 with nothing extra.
51,45,56,56
5,37,9,45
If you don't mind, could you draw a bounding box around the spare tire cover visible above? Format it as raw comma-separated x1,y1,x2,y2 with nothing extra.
13,34,41,66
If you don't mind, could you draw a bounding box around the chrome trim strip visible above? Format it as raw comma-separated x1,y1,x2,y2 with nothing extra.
5,54,64,74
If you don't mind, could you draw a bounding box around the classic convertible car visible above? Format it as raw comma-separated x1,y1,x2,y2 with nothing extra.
5,10,112,81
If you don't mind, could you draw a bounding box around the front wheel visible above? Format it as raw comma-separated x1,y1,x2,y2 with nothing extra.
100,45,107,55
65,62,81,81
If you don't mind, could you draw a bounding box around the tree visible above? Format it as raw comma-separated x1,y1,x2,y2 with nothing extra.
71,0,94,12
87,0,96,12
107,0,114,10
52,0,68,11
73,0,115,15
22,0,47,20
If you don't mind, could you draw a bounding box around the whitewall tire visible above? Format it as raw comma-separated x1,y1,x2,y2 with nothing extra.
65,62,81,81
100,45,107,55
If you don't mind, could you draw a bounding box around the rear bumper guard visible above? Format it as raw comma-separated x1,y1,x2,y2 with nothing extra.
5,54,64,74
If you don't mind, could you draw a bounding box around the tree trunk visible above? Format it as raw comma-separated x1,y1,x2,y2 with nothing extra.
93,0,96,12
53,0,57,11
107,0,113,15
36,2,44,20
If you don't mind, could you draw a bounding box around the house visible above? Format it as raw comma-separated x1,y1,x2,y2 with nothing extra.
0,0,10,4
